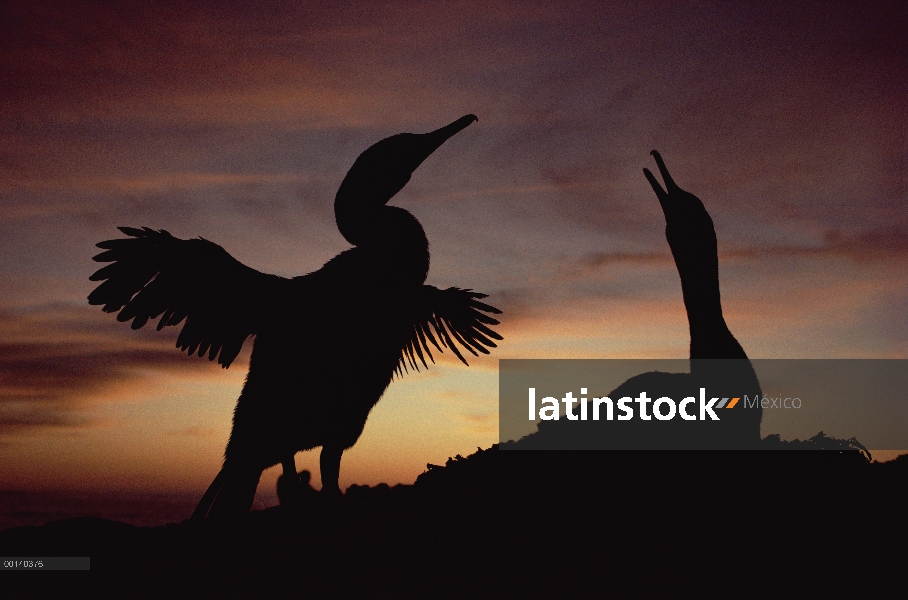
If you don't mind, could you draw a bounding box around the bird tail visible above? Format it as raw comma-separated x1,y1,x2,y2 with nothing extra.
190,464,262,522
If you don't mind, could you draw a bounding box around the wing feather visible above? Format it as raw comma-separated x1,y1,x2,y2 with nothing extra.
413,324,433,364
410,326,429,369
395,286,502,375
88,227,290,368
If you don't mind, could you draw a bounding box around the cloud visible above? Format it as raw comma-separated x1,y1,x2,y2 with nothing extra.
0,303,245,435
458,411,497,434
167,426,220,438
479,224,908,347
0,1,561,129
577,251,669,269
569,226,908,279
5,173,318,197
723,228,908,263
2,1,905,377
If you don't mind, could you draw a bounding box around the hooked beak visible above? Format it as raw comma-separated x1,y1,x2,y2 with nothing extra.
409,114,478,170
334,114,479,246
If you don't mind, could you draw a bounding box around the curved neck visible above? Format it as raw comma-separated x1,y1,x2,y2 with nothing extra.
336,205,430,285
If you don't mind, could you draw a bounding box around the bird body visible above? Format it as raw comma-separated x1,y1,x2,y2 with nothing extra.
88,115,501,519
228,260,422,465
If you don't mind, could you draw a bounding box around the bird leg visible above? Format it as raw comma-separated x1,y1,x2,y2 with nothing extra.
276,455,306,507
203,462,263,521
190,467,228,522
282,456,300,484
319,445,344,498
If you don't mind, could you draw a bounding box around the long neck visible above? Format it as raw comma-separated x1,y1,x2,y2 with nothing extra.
671,240,746,360
676,230,762,443
337,204,430,286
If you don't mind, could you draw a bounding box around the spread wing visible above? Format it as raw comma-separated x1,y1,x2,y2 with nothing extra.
396,286,502,376
88,227,290,368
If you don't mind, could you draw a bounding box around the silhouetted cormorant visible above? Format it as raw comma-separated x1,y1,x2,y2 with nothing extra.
513,150,761,450
88,115,502,519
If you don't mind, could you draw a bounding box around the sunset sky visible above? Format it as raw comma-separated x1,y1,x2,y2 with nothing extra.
1,1,906,504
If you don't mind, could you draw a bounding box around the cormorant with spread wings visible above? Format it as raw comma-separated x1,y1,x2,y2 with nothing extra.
88,115,501,520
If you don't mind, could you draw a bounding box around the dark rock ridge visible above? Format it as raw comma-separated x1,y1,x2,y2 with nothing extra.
2,445,906,598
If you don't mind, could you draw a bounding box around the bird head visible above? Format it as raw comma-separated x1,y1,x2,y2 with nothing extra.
334,114,478,247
